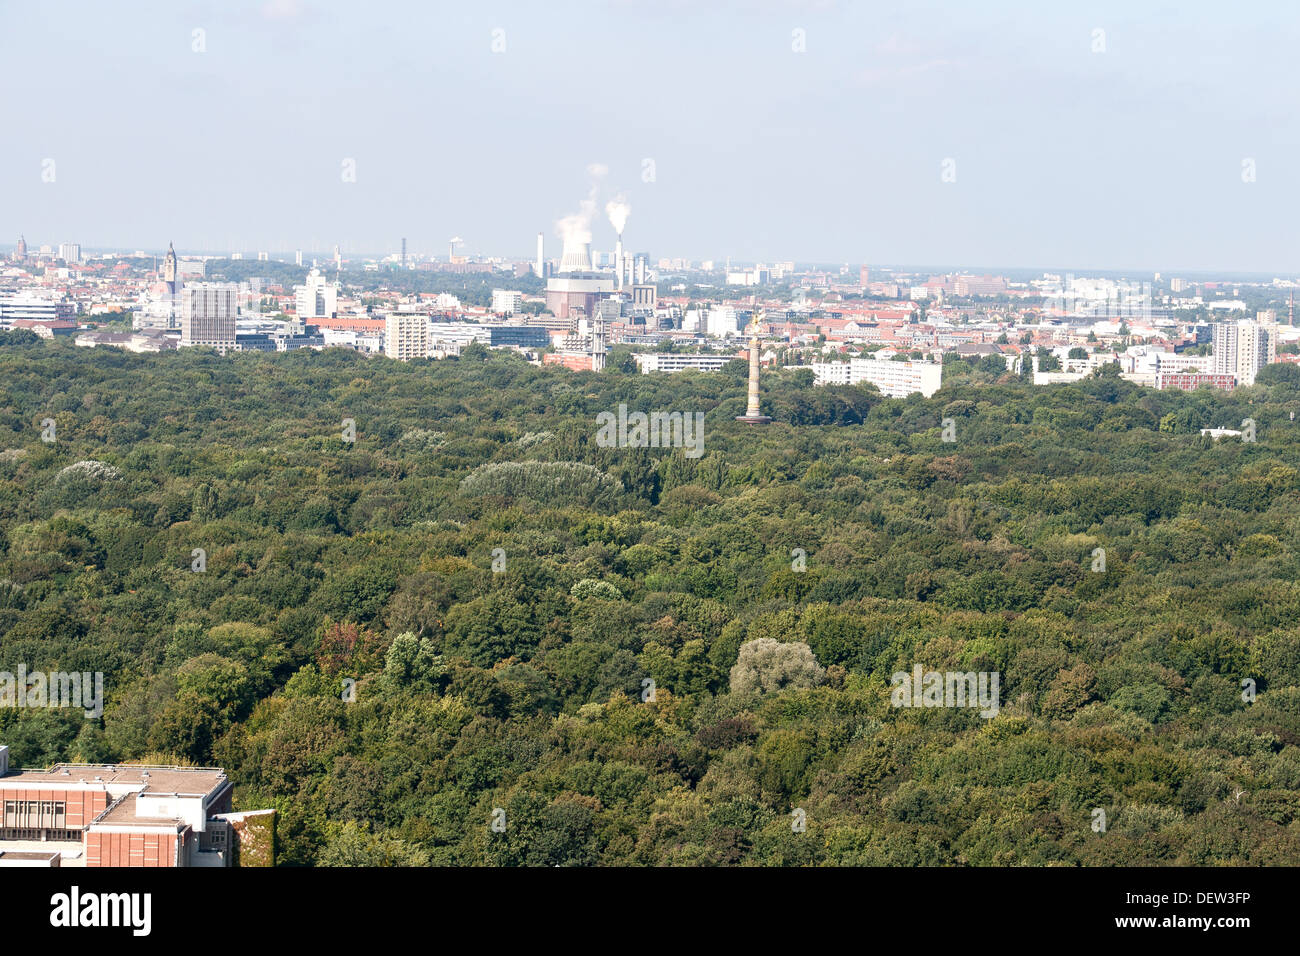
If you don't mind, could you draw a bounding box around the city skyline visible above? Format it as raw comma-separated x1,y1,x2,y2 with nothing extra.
3,233,1297,285
3,1,1298,272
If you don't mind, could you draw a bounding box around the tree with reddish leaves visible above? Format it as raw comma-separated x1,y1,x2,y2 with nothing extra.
314,620,388,678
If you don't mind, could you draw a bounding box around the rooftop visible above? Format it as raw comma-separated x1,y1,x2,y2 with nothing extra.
0,761,227,798
93,793,189,830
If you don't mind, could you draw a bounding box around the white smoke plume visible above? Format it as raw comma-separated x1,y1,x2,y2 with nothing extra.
606,194,631,236
556,164,610,245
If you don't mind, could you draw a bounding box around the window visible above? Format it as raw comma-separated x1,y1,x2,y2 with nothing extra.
2,799,66,829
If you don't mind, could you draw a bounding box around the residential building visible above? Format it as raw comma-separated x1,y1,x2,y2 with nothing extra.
10,320,78,338
1213,320,1275,387
706,306,739,338
491,289,523,315
385,312,429,360
635,353,741,374
811,357,944,398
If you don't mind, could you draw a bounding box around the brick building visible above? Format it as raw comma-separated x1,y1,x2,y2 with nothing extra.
0,745,273,867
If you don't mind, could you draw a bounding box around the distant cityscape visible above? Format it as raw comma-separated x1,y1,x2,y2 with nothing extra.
3,231,1297,403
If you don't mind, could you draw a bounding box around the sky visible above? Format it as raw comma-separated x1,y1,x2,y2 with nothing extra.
2,0,1297,274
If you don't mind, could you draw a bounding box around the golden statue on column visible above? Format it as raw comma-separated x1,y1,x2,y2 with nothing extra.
735,307,772,424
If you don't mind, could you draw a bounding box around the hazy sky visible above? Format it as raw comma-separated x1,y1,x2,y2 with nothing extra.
3,0,1297,273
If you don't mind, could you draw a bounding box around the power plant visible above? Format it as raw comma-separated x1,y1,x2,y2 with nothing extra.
541,176,659,353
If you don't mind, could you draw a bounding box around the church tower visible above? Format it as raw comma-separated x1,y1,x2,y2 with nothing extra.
162,241,178,290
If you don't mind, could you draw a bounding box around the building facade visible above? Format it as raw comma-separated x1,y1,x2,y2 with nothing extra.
1213,320,1275,387
545,274,615,320
1156,371,1236,391
385,312,429,360
0,745,273,868
635,352,741,374
0,296,77,324
811,357,944,398
179,283,237,352
491,289,523,315
294,268,339,319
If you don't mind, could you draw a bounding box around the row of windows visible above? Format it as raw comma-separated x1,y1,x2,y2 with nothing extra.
0,827,78,841
2,799,67,829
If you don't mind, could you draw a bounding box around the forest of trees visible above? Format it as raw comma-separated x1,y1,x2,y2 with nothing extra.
1,331,1299,865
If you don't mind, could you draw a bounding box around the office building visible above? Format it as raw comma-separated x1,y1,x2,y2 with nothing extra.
179,283,237,352
294,268,338,319
0,745,274,868
0,296,77,324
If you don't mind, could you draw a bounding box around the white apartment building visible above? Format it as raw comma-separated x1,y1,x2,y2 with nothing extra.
810,361,853,385
179,283,237,353
57,242,81,264
706,306,739,338
491,289,523,315
385,312,429,360
635,353,739,374
1213,320,1275,387
294,268,338,319
811,357,944,398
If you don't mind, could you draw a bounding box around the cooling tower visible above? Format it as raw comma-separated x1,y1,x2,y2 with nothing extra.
559,237,592,273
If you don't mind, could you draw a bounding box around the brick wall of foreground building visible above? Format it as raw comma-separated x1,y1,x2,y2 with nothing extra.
0,748,272,868
85,829,181,867
2,786,108,832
